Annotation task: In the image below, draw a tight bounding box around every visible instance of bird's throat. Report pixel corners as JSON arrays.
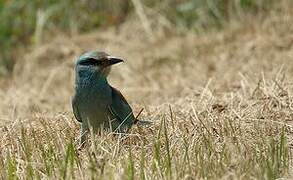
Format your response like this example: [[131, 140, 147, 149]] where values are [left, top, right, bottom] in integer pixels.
[[76, 68, 108, 86]]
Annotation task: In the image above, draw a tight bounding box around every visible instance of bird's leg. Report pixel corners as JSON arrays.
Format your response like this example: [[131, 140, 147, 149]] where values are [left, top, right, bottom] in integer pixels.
[[79, 122, 88, 147]]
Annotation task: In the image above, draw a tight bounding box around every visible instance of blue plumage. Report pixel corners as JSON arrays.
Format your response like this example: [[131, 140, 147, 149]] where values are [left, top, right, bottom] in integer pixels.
[[72, 51, 135, 144]]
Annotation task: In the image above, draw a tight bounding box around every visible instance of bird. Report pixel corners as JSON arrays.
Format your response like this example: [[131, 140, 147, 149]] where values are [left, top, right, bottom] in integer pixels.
[[72, 51, 136, 145]]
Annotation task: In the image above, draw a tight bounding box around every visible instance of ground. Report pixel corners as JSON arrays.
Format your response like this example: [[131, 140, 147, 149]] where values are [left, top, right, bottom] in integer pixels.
[[0, 7, 293, 179]]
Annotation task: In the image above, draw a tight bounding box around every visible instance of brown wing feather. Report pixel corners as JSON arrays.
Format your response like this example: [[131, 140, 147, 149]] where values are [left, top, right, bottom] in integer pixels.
[[111, 86, 128, 104], [72, 96, 82, 122], [110, 87, 147, 125], [110, 86, 136, 125]]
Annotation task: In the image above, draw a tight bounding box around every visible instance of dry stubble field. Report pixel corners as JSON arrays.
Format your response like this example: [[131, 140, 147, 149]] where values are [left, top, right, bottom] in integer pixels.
[[0, 4, 293, 180]]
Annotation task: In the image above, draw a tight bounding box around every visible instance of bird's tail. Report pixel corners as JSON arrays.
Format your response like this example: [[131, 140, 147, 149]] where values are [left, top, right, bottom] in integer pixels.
[[136, 120, 153, 126], [133, 108, 153, 127]]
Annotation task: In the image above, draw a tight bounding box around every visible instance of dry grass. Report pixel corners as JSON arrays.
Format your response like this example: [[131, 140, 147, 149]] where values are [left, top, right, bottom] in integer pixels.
[[1, 2, 293, 179]]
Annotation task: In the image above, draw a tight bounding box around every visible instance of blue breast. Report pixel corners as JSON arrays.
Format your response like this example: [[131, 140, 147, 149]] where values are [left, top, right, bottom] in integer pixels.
[[75, 68, 112, 128]]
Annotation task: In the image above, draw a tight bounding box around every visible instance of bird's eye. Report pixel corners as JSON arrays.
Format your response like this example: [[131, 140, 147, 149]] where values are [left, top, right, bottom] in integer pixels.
[[79, 58, 102, 66]]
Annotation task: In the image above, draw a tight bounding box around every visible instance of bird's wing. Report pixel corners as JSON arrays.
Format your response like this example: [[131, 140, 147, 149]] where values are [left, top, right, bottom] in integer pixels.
[[108, 86, 135, 125], [72, 96, 82, 122]]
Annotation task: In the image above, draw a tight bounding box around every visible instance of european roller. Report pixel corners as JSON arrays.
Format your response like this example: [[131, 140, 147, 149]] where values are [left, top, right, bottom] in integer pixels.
[[72, 51, 136, 145]]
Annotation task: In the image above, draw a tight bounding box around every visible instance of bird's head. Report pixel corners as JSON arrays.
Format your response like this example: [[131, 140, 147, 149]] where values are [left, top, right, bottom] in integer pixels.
[[76, 51, 124, 77]]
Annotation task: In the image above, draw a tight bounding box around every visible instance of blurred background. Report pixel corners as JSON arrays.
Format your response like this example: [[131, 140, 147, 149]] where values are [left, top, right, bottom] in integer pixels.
[[0, 0, 292, 118], [1, 0, 292, 116], [0, 0, 278, 76]]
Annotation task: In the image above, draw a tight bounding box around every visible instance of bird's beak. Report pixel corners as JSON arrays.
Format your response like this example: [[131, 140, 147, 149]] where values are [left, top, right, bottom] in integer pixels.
[[106, 56, 124, 66]]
